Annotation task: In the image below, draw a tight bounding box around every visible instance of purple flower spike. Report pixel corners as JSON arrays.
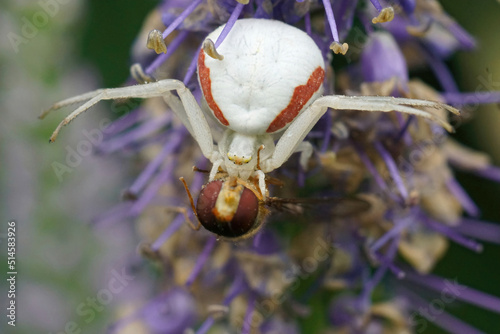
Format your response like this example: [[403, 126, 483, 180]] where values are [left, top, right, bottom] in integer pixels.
[[44, 1, 500, 333]]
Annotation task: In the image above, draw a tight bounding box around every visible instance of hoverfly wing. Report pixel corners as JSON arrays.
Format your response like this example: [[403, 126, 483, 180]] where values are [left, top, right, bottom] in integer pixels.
[[264, 196, 371, 218]]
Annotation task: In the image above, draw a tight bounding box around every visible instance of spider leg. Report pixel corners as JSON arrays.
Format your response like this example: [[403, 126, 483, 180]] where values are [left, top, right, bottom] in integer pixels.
[[348, 96, 460, 115], [44, 79, 217, 163], [261, 105, 328, 173], [209, 159, 224, 182], [262, 95, 458, 173], [162, 91, 195, 139], [314, 95, 457, 132], [295, 141, 313, 170], [39, 89, 108, 120]]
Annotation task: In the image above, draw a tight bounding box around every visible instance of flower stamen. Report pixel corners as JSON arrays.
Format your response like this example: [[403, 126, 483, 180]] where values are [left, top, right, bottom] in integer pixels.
[[147, 29, 167, 54], [321, 0, 349, 54], [202, 38, 224, 60], [372, 7, 395, 24]]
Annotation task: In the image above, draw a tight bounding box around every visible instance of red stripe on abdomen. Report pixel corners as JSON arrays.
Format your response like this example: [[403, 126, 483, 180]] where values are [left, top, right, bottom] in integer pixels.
[[198, 51, 230, 126], [266, 66, 325, 133]]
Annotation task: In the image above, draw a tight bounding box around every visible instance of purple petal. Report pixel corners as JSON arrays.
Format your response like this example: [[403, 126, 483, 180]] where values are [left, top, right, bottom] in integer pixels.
[[161, 0, 204, 39], [406, 273, 500, 314], [252, 229, 281, 255], [352, 142, 401, 203], [455, 218, 500, 245], [445, 177, 480, 217], [421, 45, 460, 93], [142, 288, 197, 334], [362, 32, 408, 84], [370, 215, 414, 253], [127, 131, 185, 196], [360, 236, 400, 305], [401, 287, 485, 334], [151, 213, 185, 251], [91, 202, 134, 227], [130, 159, 176, 216], [214, 2, 245, 48], [368, 0, 383, 12], [321, 0, 341, 42], [442, 91, 500, 107], [398, 0, 416, 14], [422, 214, 483, 252], [374, 141, 409, 200], [241, 293, 256, 334], [98, 113, 173, 154], [185, 236, 217, 287], [196, 271, 247, 334]]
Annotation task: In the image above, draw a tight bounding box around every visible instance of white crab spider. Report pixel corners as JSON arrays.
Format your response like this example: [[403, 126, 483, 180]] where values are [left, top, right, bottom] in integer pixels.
[[42, 18, 458, 204]]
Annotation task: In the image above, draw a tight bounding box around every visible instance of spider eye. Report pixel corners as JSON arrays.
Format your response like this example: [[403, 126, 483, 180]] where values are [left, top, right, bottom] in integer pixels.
[[227, 153, 252, 165], [196, 180, 260, 238]]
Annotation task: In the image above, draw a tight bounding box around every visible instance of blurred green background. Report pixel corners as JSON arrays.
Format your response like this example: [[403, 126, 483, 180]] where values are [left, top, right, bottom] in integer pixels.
[[1, 0, 499, 333]]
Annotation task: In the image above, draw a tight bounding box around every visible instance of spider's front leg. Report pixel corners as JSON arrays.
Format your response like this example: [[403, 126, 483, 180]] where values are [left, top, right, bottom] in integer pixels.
[[42, 79, 219, 163], [314, 95, 459, 132], [260, 104, 329, 174], [261, 94, 459, 174]]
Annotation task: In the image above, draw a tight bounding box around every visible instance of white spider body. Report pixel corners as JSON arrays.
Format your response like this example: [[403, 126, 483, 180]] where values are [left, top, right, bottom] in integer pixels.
[[44, 18, 458, 200], [198, 19, 325, 182], [199, 19, 325, 136]]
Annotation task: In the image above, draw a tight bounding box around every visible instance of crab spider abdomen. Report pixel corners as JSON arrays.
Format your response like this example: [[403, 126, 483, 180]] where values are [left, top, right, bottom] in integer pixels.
[[197, 18, 325, 136]]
